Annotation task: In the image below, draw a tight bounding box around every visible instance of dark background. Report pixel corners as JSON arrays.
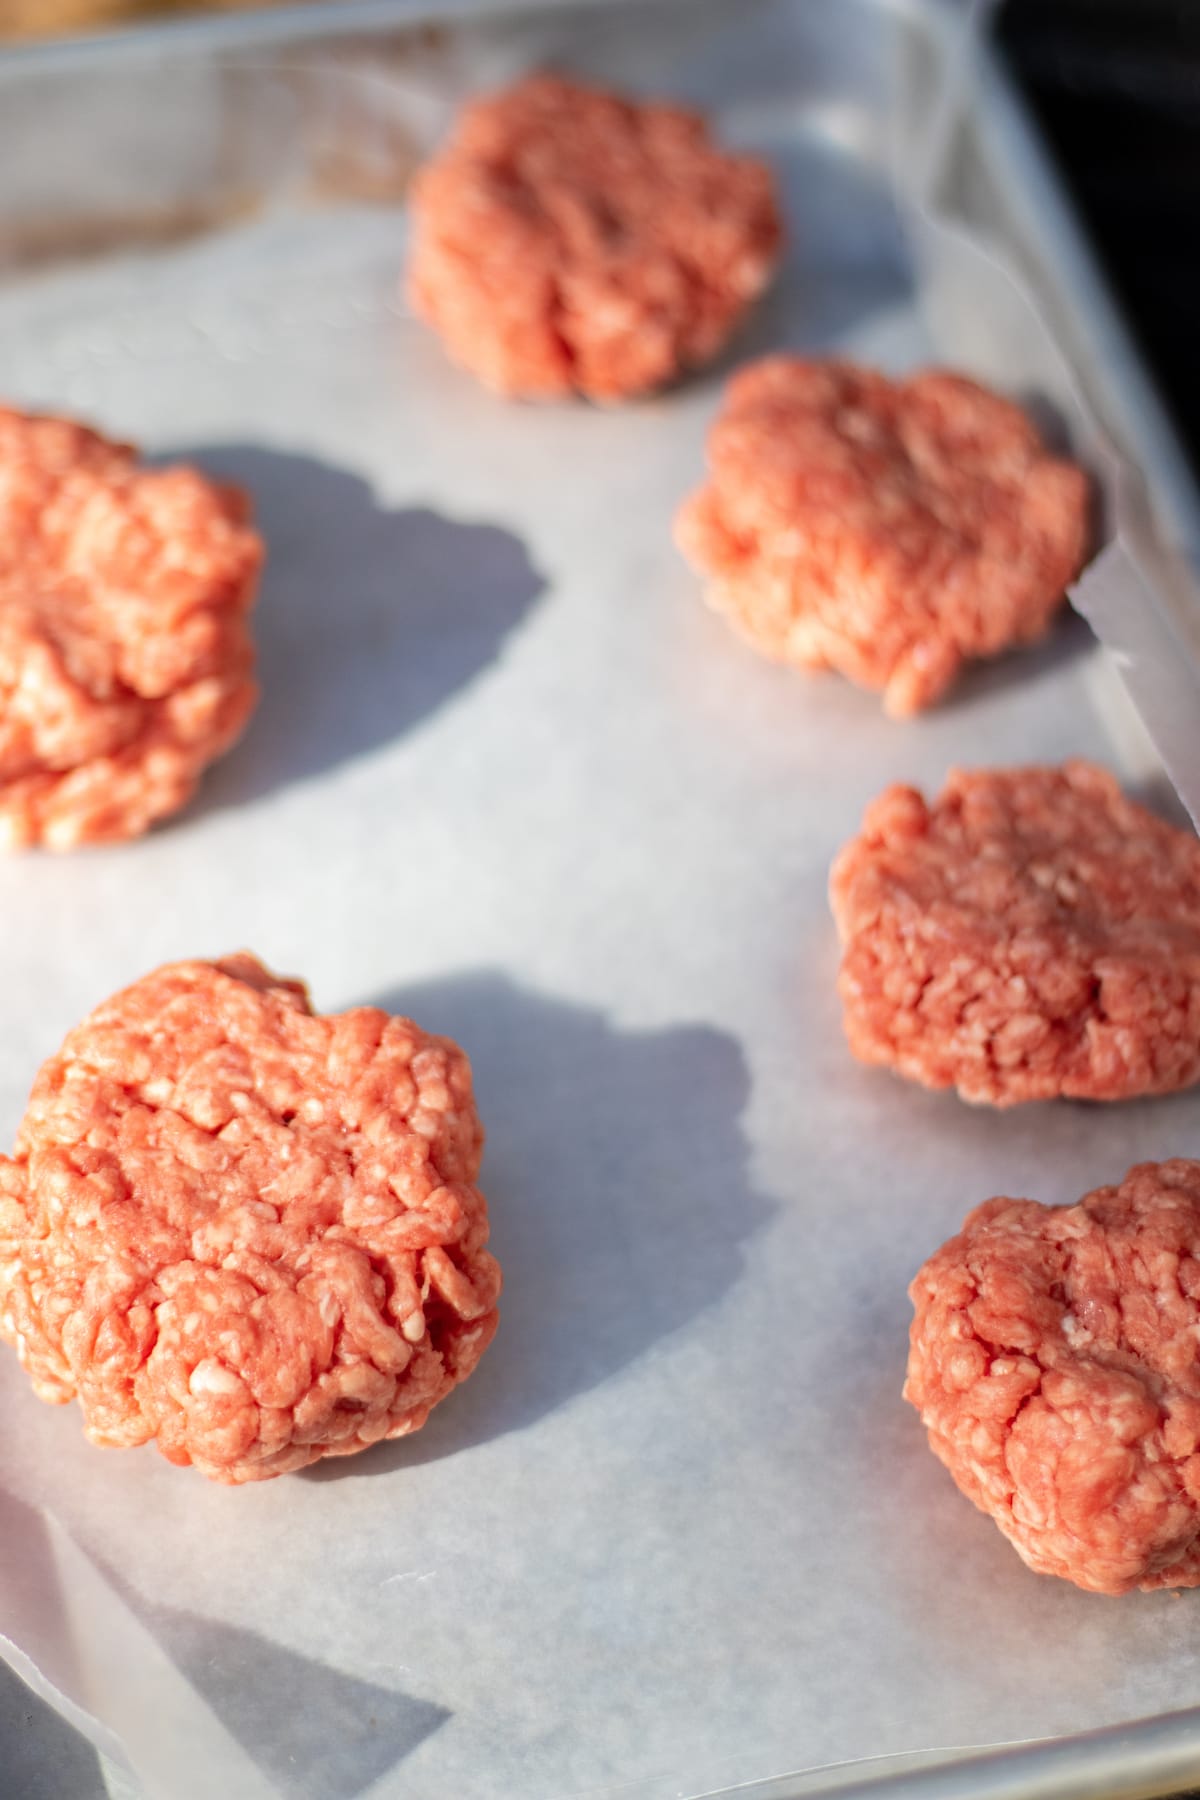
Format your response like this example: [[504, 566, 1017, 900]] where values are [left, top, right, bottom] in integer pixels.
[[963, 4, 1200, 1789], [4, 1, 1200, 1795], [998, 0, 1200, 485]]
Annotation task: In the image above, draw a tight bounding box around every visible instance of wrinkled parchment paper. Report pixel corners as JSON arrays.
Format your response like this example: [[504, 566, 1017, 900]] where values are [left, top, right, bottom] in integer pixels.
[[1, 3, 1200, 1796]]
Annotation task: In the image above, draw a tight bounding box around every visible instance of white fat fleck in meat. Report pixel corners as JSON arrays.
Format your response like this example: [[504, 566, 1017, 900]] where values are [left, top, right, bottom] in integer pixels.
[[0, 954, 501, 1483]]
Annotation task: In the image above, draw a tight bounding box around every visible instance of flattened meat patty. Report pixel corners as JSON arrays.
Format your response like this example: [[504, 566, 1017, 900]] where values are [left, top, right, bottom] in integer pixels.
[[830, 760, 1200, 1105], [0, 955, 501, 1482], [907, 1161, 1200, 1594], [675, 358, 1089, 714], [0, 408, 261, 847], [408, 72, 782, 401]]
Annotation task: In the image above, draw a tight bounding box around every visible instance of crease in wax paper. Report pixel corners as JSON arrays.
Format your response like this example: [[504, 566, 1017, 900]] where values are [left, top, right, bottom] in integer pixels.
[[893, 0, 1200, 824], [1, 3, 1200, 1798]]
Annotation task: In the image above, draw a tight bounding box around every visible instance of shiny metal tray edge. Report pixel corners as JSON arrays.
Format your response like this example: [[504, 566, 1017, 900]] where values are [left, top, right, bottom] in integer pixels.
[[806, 24, 1200, 1795], [3, 4, 1200, 1799]]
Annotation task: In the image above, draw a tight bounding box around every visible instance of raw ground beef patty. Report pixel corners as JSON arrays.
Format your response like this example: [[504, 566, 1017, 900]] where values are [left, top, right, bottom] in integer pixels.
[[830, 760, 1200, 1106], [407, 72, 782, 400], [0, 407, 261, 848], [675, 358, 1089, 714], [0, 956, 501, 1482], [907, 1161, 1200, 1594]]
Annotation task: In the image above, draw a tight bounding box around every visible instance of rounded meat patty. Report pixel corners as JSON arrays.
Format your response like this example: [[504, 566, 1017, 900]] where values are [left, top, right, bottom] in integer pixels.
[[675, 358, 1089, 715], [907, 1161, 1200, 1594], [0, 407, 261, 848], [830, 760, 1200, 1106], [408, 72, 782, 401], [0, 955, 501, 1482]]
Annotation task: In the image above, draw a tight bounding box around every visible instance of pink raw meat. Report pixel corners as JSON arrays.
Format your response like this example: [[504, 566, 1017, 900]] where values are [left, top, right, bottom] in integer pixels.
[[908, 1161, 1200, 1594], [0, 955, 501, 1482]]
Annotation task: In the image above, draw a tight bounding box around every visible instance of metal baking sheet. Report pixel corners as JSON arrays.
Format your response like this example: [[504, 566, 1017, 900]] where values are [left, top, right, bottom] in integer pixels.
[[1, 3, 1200, 1797]]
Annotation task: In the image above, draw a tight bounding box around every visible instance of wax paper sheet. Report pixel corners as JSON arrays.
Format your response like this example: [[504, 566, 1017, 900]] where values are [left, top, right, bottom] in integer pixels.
[[1, 3, 1200, 1797]]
